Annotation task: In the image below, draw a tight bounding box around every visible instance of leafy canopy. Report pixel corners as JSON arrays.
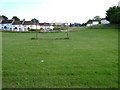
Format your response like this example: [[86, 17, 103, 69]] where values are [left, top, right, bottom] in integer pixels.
[[106, 6, 120, 24]]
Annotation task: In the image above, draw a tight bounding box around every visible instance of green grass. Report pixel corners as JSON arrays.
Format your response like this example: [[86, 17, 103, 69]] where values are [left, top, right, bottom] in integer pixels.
[[87, 24, 120, 29], [2, 28, 118, 88]]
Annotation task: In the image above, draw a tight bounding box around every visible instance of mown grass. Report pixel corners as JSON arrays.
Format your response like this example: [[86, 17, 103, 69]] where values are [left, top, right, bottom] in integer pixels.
[[2, 28, 118, 88], [87, 24, 120, 29]]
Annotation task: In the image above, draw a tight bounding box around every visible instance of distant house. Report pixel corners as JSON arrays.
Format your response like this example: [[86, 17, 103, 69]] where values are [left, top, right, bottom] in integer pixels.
[[12, 20, 24, 31], [23, 21, 39, 31], [39, 23, 54, 32], [100, 18, 110, 24], [0, 19, 24, 31], [0, 19, 54, 32], [0, 20, 13, 30], [87, 20, 100, 27], [23, 21, 33, 31], [86, 18, 110, 27]]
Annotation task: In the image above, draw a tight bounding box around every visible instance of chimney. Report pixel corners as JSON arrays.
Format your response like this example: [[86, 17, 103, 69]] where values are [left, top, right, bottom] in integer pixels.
[[22, 19, 25, 25], [12, 19, 15, 24], [0, 17, 4, 23], [0, 19, 3, 23]]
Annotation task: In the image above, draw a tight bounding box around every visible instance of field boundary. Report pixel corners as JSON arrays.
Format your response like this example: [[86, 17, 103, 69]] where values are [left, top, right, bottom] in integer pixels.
[[0, 32, 2, 89]]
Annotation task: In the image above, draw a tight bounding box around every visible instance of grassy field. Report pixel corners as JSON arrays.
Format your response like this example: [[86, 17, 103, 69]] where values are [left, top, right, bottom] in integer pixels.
[[2, 28, 118, 88]]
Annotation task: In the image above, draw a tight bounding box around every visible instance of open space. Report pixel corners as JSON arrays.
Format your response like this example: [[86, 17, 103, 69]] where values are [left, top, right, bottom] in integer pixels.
[[2, 28, 118, 88]]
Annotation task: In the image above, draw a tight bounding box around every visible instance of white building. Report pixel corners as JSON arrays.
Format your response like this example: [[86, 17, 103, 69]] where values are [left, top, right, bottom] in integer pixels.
[[39, 23, 54, 32], [87, 20, 99, 27], [23, 21, 40, 31], [87, 18, 110, 27], [100, 18, 110, 24], [12, 21, 24, 31], [0, 20, 13, 30], [0, 19, 54, 32]]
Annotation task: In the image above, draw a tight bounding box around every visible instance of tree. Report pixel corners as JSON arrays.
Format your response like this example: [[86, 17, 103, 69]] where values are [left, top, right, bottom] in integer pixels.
[[106, 6, 120, 24], [115, 11, 120, 24], [31, 18, 39, 23], [93, 16, 101, 21], [93, 16, 101, 24], [12, 16, 20, 21], [0, 15, 8, 20]]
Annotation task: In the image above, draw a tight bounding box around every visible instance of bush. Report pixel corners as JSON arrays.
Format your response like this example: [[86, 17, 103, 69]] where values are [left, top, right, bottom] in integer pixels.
[[29, 29, 36, 31], [53, 27, 61, 32], [53, 27, 61, 30]]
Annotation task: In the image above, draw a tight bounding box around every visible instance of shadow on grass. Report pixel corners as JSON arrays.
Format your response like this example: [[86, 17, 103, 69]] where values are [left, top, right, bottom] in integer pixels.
[[31, 37, 70, 40]]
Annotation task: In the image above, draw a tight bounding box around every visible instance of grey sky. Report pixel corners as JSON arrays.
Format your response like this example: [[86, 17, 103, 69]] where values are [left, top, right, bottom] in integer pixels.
[[0, 0, 119, 23]]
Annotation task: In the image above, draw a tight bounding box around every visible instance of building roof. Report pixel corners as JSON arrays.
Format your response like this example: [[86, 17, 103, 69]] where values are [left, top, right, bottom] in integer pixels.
[[23, 21, 34, 25], [23, 21, 40, 25], [1, 20, 13, 24], [1, 19, 52, 26], [39, 23, 50, 26], [12, 21, 23, 25]]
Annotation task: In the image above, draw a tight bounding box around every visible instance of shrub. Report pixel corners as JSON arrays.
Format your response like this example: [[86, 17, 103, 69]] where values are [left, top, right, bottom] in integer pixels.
[[29, 29, 36, 31]]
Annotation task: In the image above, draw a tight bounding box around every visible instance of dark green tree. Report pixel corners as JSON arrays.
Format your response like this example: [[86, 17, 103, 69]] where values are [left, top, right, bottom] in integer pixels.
[[106, 6, 120, 24], [94, 16, 101, 21], [31, 18, 39, 23]]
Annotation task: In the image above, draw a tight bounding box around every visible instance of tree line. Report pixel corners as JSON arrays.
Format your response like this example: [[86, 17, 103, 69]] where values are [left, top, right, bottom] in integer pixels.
[[106, 6, 120, 24]]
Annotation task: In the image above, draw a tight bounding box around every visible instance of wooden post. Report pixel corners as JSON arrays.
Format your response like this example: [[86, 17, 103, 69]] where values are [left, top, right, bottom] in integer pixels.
[[35, 22, 38, 39], [66, 23, 69, 38]]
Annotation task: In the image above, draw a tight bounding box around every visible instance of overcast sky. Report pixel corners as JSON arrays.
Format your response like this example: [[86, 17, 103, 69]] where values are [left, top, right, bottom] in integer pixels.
[[0, 0, 119, 23]]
